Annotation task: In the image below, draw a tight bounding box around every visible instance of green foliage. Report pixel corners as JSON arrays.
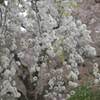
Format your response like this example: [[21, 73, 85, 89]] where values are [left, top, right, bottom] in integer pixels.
[[11, 0, 15, 3], [67, 85, 100, 100]]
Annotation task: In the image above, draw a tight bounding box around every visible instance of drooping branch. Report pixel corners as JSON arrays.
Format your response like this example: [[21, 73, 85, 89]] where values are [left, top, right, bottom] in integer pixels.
[[10, 51, 37, 100]]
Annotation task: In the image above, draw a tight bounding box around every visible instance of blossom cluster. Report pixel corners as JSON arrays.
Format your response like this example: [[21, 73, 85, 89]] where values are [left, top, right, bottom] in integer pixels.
[[0, 0, 99, 100], [93, 63, 100, 85]]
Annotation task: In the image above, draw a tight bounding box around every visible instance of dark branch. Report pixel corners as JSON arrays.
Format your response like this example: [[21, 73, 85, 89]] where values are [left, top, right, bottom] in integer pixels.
[[95, 0, 100, 3]]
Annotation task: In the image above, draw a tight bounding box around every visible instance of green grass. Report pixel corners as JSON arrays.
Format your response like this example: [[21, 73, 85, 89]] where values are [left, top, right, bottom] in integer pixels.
[[67, 85, 100, 100]]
